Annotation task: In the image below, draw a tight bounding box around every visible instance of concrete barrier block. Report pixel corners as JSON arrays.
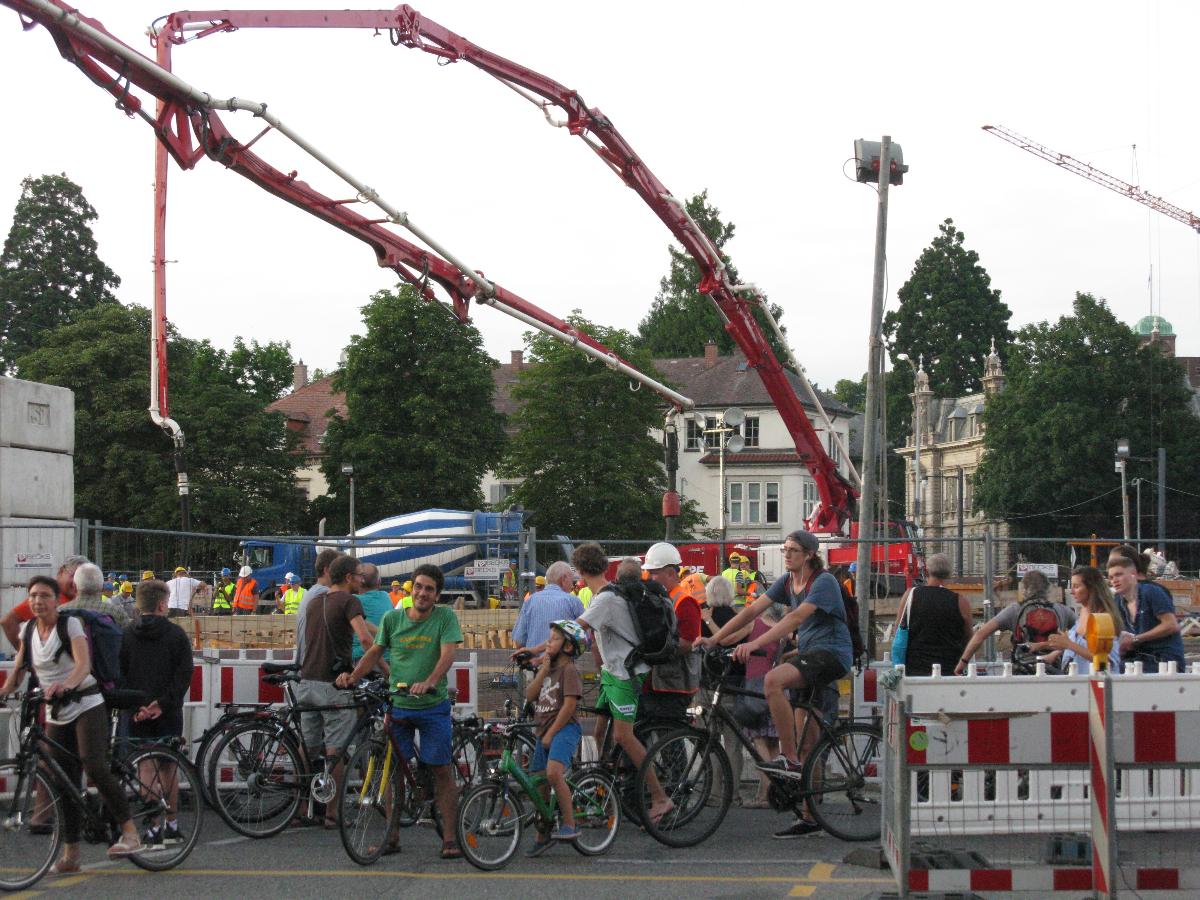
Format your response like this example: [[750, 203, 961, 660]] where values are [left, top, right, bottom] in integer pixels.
[[0, 377, 74, 454], [0, 517, 73, 589], [0, 448, 73, 519]]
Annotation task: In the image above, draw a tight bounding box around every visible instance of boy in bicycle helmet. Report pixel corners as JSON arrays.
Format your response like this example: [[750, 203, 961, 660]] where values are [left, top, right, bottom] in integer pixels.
[[524, 619, 588, 856]]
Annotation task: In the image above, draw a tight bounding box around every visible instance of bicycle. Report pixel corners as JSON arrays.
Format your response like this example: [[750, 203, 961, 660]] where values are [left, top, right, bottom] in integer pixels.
[[193, 699, 276, 809], [455, 719, 620, 871], [335, 683, 458, 865], [635, 648, 882, 847], [203, 663, 385, 838], [0, 687, 203, 890]]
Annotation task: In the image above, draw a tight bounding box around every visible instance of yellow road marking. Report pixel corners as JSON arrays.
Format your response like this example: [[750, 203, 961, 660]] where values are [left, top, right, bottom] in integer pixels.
[[788, 886, 816, 897], [48, 875, 90, 887], [806, 863, 836, 882]]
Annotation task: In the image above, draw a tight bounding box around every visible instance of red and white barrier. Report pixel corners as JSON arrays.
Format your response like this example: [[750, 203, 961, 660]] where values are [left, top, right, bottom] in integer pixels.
[[884, 663, 1200, 895]]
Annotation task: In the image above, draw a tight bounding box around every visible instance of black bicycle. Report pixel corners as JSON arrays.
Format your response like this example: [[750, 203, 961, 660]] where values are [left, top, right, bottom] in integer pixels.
[[0, 687, 203, 890], [636, 648, 882, 847]]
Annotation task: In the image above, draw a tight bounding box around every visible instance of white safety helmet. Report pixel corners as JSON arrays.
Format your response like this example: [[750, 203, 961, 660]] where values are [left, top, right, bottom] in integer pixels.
[[284, 571, 296, 581], [238, 565, 253, 578], [642, 542, 683, 571]]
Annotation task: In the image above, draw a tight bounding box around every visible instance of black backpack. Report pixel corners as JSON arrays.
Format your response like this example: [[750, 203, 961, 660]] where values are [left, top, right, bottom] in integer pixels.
[[22, 608, 124, 694], [838, 581, 867, 669], [606, 577, 679, 671]]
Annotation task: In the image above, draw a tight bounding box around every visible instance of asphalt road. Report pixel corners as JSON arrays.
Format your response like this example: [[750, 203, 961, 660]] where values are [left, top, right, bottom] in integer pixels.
[[8, 805, 897, 900]]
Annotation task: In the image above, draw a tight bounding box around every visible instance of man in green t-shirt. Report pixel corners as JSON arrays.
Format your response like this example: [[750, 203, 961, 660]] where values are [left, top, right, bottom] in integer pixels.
[[338, 563, 463, 859]]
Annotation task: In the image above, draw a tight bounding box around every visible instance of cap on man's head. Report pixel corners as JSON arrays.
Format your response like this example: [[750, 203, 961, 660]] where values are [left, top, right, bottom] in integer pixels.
[[174, 566, 187, 574], [120, 581, 134, 594], [287, 574, 300, 584], [786, 530, 820, 553], [141, 570, 154, 581], [391, 581, 401, 588], [103, 581, 114, 592], [534, 575, 546, 586]]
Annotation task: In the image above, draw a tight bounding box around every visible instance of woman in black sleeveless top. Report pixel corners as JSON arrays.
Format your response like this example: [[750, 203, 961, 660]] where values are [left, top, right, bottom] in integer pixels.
[[900, 553, 973, 676]]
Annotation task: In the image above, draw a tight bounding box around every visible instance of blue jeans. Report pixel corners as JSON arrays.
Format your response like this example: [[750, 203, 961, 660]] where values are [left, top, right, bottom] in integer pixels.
[[388, 700, 454, 766], [530, 721, 582, 772]]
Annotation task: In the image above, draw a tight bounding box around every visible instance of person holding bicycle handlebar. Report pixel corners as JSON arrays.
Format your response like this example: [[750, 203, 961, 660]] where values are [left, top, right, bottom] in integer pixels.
[[0, 575, 142, 870], [702, 529, 853, 836], [337, 563, 464, 859]]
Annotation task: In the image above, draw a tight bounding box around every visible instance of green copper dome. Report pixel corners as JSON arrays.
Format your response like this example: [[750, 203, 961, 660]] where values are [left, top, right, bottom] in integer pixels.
[[1134, 315, 1174, 336]]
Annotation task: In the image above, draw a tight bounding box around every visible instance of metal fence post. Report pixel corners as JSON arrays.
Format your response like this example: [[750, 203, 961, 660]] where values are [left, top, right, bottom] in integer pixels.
[[982, 528, 996, 661], [93, 520, 103, 572]]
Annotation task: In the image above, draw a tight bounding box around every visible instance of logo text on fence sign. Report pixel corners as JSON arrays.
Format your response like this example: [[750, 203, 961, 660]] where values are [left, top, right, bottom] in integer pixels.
[[465, 559, 506, 580], [1016, 562, 1058, 581], [14, 553, 53, 570]]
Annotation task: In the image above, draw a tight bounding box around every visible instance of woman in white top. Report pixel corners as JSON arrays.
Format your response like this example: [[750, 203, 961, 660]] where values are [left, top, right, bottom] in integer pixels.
[[0, 576, 142, 872], [1032, 566, 1124, 673]]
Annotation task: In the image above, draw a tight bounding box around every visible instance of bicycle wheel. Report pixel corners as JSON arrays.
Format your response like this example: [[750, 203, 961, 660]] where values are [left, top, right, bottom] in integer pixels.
[[121, 744, 203, 871], [636, 728, 732, 849], [456, 781, 525, 872], [208, 721, 304, 838], [195, 711, 265, 808], [802, 723, 882, 842], [0, 760, 62, 890], [338, 738, 400, 866], [568, 768, 620, 856]]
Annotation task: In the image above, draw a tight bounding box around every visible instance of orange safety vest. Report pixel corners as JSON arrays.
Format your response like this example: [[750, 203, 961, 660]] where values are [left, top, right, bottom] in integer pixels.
[[668, 584, 702, 634], [390, 589, 406, 607], [233, 577, 258, 611]]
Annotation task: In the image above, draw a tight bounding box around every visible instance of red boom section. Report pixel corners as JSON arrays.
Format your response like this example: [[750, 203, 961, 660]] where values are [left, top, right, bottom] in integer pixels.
[[9, 1, 855, 532]]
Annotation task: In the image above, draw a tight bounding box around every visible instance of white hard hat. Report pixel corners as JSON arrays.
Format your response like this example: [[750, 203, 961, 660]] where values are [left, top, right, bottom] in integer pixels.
[[642, 542, 682, 570], [239, 565, 253, 578], [284, 572, 296, 581]]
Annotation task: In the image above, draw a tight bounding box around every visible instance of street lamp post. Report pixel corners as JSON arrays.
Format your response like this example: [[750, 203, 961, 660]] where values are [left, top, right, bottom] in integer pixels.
[[341, 463, 356, 556], [1115, 439, 1130, 542], [705, 408, 745, 549]]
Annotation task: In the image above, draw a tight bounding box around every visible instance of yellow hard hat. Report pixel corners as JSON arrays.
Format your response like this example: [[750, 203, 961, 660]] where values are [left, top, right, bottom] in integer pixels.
[[391, 581, 401, 588], [141, 570, 154, 581], [120, 581, 133, 594], [403, 581, 413, 591], [174, 566, 187, 574], [534, 575, 546, 586]]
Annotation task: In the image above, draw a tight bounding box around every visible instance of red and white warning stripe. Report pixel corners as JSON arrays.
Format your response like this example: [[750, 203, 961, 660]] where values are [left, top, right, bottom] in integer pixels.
[[910, 867, 1200, 893]]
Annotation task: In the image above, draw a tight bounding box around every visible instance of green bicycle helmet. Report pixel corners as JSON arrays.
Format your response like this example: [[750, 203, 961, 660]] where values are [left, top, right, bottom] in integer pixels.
[[550, 619, 590, 657]]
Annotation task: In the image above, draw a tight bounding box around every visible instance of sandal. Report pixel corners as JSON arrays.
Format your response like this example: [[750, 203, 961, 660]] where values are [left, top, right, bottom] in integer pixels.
[[743, 799, 772, 809], [648, 800, 676, 825], [323, 817, 340, 830], [107, 834, 143, 859], [289, 815, 321, 828], [440, 842, 463, 860], [369, 838, 402, 857], [49, 859, 81, 876]]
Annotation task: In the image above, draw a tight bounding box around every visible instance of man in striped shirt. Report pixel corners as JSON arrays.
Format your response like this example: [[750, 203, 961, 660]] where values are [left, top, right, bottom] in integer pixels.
[[513, 561, 584, 652]]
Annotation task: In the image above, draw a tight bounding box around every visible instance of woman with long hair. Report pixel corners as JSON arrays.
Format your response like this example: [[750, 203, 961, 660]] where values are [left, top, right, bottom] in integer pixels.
[[1032, 566, 1123, 672]]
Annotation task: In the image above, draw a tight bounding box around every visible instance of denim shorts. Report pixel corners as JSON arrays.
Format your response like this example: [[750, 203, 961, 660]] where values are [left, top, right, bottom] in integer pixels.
[[530, 721, 582, 772], [388, 700, 454, 766]]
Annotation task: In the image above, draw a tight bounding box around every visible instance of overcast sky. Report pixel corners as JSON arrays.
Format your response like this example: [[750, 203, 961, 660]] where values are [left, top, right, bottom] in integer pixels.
[[3, 0, 1198, 399]]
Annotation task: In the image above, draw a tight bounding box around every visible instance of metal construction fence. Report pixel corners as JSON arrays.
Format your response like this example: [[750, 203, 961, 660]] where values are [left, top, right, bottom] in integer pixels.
[[883, 663, 1200, 895]]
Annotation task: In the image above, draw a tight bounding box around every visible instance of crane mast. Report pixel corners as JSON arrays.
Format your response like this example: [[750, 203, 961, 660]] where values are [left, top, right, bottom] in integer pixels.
[[983, 124, 1200, 233]]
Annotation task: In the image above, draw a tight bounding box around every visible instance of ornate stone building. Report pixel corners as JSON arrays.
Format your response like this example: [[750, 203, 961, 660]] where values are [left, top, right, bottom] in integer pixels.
[[893, 342, 1010, 576]]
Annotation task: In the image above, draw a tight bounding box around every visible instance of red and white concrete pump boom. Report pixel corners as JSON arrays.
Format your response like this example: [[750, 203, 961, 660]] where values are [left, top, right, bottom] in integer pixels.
[[5, 0, 859, 534]]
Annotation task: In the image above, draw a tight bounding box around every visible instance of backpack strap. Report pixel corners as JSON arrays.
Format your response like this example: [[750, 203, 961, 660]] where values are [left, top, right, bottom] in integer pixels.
[[20, 619, 35, 673], [53, 614, 73, 664]]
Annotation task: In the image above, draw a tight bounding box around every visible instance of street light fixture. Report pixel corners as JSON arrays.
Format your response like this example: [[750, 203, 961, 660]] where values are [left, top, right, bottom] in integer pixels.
[[705, 407, 745, 550], [1114, 439, 1129, 541], [341, 463, 356, 556]]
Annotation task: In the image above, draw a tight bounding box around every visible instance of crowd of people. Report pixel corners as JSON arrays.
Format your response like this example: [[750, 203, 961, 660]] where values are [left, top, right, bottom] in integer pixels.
[[0, 533, 1190, 870]]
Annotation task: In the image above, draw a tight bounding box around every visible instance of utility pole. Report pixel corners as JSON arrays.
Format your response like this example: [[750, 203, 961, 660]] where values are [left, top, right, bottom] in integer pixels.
[[854, 136, 895, 628], [1157, 447, 1166, 554]]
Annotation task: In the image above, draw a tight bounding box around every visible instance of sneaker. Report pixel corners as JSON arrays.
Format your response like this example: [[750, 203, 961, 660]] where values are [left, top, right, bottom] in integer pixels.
[[162, 822, 183, 845], [757, 755, 804, 779], [141, 825, 162, 846], [550, 825, 580, 841], [525, 834, 553, 857], [773, 819, 822, 839]]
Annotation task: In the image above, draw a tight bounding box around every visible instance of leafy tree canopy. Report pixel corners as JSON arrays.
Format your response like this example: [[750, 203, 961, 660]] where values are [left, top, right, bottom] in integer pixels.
[[16, 303, 305, 534], [500, 314, 706, 541], [975, 293, 1200, 539], [637, 191, 787, 360], [314, 285, 506, 531], [883, 218, 1012, 397], [0, 174, 120, 374], [832, 376, 867, 413]]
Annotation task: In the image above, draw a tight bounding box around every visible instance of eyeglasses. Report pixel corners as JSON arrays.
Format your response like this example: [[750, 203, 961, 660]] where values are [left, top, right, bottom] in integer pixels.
[[781, 546, 806, 556]]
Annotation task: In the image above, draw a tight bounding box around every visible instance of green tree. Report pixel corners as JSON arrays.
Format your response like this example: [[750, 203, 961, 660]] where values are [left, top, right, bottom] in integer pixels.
[[832, 376, 867, 413], [500, 315, 705, 541], [0, 174, 120, 374], [16, 303, 305, 534], [974, 294, 1200, 539], [883, 218, 1012, 397], [637, 191, 787, 359], [314, 285, 505, 531], [879, 218, 1013, 519]]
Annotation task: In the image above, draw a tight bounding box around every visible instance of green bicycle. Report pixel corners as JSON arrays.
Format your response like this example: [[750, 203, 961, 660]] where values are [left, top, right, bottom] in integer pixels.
[[455, 720, 620, 871]]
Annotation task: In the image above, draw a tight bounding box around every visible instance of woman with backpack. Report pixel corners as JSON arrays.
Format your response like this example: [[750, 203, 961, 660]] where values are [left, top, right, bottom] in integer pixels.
[[0, 575, 143, 871]]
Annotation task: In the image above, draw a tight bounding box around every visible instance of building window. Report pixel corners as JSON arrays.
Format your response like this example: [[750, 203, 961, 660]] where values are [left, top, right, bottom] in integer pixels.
[[943, 476, 958, 516], [728, 481, 780, 525], [685, 418, 705, 451], [743, 416, 760, 448], [828, 431, 841, 466], [489, 482, 519, 505], [801, 479, 818, 523]]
